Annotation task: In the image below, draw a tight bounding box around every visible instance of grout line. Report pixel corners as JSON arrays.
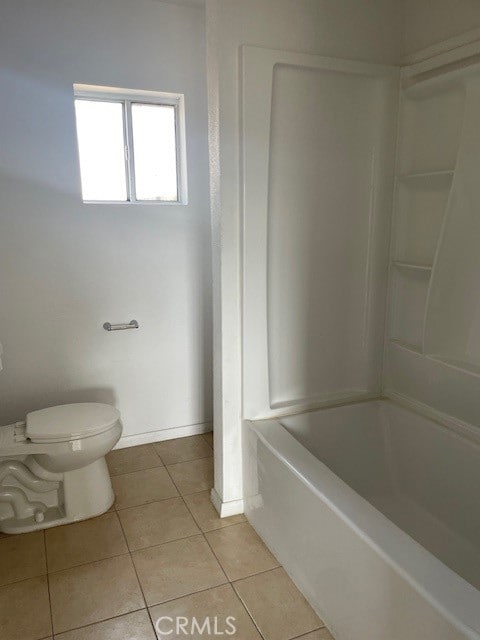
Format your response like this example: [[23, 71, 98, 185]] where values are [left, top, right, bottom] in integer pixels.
[[162, 453, 214, 466], [165, 454, 214, 471], [114, 499, 173, 512], [109, 462, 165, 477], [146, 580, 231, 609], [153, 438, 214, 465], [179, 493, 206, 532], [161, 460, 215, 500], [0, 571, 50, 589], [114, 510, 149, 613], [42, 530, 55, 640], [46, 551, 132, 578], [199, 507, 270, 640], [52, 606, 148, 638], [201, 432, 214, 449], [230, 578, 269, 640], [230, 576, 267, 639], [291, 631, 327, 640], [181, 493, 245, 535], [182, 505, 229, 588], [146, 607, 160, 636], [150, 445, 165, 465], [129, 532, 203, 555], [162, 460, 183, 496], [114, 493, 180, 512], [194, 519, 246, 533], [230, 564, 285, 585], [111, 472, 210, 510]]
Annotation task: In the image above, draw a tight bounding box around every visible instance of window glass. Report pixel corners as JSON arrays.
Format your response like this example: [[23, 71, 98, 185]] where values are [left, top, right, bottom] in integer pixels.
[[131, 103, 178, 202], [74, 100, 127, 201]]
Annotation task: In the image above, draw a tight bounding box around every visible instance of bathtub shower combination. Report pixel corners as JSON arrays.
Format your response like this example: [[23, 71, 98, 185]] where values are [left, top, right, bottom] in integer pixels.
[[241, 47, 480, 639], [245, 400, 480, 639]]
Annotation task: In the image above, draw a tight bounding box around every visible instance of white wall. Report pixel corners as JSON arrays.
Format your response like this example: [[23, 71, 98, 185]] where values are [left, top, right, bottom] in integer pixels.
[[207, 0, 403, 514], [0, 0, 212, 442], [404, 0, 480, 57]]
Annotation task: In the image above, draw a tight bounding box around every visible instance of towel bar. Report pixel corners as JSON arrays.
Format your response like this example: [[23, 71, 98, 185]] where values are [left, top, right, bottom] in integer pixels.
[[103, 319, 139, 332]]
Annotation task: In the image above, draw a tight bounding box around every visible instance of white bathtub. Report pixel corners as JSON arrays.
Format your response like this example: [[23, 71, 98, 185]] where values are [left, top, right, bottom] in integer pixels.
[[244, 399, 480, 640]]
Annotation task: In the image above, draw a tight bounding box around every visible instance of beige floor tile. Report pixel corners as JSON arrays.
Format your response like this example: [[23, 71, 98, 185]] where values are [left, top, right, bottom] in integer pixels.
[[107, 444, 163, 476], [183, 490, 245, 532], [150, 583, 262, 640], [233, 567, 322, 640], [112, 467, 178, 509], [49, 554, 144, 633], [0, 531, 46, 586], [55, 610, 156, 639], [153, 435, 212, 465], [0, 576, 52, 640], [132, 534, 227, 606], [205, 522, 279, 580], [118, 497, 200, 551], [167, 457, 213, 495], [202, 431, 213, 448], [294, 630, 334, 640], [45, 512, 128, 572]]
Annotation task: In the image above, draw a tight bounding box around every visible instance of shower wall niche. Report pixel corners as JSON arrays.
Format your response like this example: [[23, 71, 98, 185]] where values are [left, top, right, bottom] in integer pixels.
[[388, 82, 464, 354]]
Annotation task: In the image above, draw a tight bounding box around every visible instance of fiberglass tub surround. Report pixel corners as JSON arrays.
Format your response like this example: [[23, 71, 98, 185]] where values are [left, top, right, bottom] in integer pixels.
[[241, 45, 480, 640], [242, 46, 398, 420]]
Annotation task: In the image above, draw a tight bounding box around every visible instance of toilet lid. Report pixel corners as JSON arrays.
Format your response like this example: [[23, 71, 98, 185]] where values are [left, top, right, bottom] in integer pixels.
[[26, 403, 120, 442]]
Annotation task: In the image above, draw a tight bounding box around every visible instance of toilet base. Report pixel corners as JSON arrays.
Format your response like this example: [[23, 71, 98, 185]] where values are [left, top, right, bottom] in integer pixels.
[[0, 457, 114, 534]]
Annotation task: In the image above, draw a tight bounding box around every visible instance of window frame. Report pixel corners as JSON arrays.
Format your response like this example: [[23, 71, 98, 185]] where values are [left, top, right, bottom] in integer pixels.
[[73, 84, 188, 205]]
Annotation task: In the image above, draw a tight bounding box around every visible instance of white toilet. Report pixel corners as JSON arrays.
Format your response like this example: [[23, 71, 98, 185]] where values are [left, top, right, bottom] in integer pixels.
[[0, 403, 121, 534]]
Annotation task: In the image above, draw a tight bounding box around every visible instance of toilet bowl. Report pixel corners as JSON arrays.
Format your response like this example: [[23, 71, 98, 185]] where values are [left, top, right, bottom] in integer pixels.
[[0, 403, 122, 534]]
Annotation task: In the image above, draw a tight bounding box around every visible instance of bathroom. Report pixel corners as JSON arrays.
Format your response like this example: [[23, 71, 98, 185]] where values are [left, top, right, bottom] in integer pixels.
[[1, 0, 480, 638]]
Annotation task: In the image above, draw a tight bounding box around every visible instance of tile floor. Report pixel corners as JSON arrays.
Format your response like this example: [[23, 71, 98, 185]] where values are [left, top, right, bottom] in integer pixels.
[[0, 432, 334, 640]]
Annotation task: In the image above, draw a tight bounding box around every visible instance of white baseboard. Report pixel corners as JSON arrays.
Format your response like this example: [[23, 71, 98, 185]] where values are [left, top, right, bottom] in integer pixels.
[[114, 421, 212, 449], [210, 488, 244, 517]]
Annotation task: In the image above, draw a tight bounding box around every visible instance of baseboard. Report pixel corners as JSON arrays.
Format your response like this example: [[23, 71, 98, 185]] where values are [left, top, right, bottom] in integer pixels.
[[114, 421, 212, 449], [210, 488, 244, 517]]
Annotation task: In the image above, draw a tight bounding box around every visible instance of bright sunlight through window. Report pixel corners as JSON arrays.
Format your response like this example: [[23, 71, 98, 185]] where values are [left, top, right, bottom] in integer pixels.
[[73, 85, 187, 204]]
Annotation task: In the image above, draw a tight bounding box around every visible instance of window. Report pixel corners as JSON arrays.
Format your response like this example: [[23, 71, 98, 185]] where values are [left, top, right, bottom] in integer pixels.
[[73, 84, 187, 204]]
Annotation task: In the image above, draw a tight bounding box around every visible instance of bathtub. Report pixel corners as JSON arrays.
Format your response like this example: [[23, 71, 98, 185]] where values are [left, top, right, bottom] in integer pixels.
[[244, 399, 480, 640]]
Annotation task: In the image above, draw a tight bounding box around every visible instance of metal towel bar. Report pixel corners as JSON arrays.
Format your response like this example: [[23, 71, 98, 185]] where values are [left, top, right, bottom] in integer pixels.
[[103, 319, 139, 332]]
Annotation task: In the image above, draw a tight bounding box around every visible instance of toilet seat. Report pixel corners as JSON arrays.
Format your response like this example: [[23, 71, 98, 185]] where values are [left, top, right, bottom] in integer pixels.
[[26, 403, 120, 443]]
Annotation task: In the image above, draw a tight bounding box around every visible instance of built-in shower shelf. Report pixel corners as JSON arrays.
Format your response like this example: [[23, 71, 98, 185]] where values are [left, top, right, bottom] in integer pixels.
[[425, 355, 480, 379], [393, 261, 433, 272], [389, 338, 423, 355], [397, 170, 454, 182]]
